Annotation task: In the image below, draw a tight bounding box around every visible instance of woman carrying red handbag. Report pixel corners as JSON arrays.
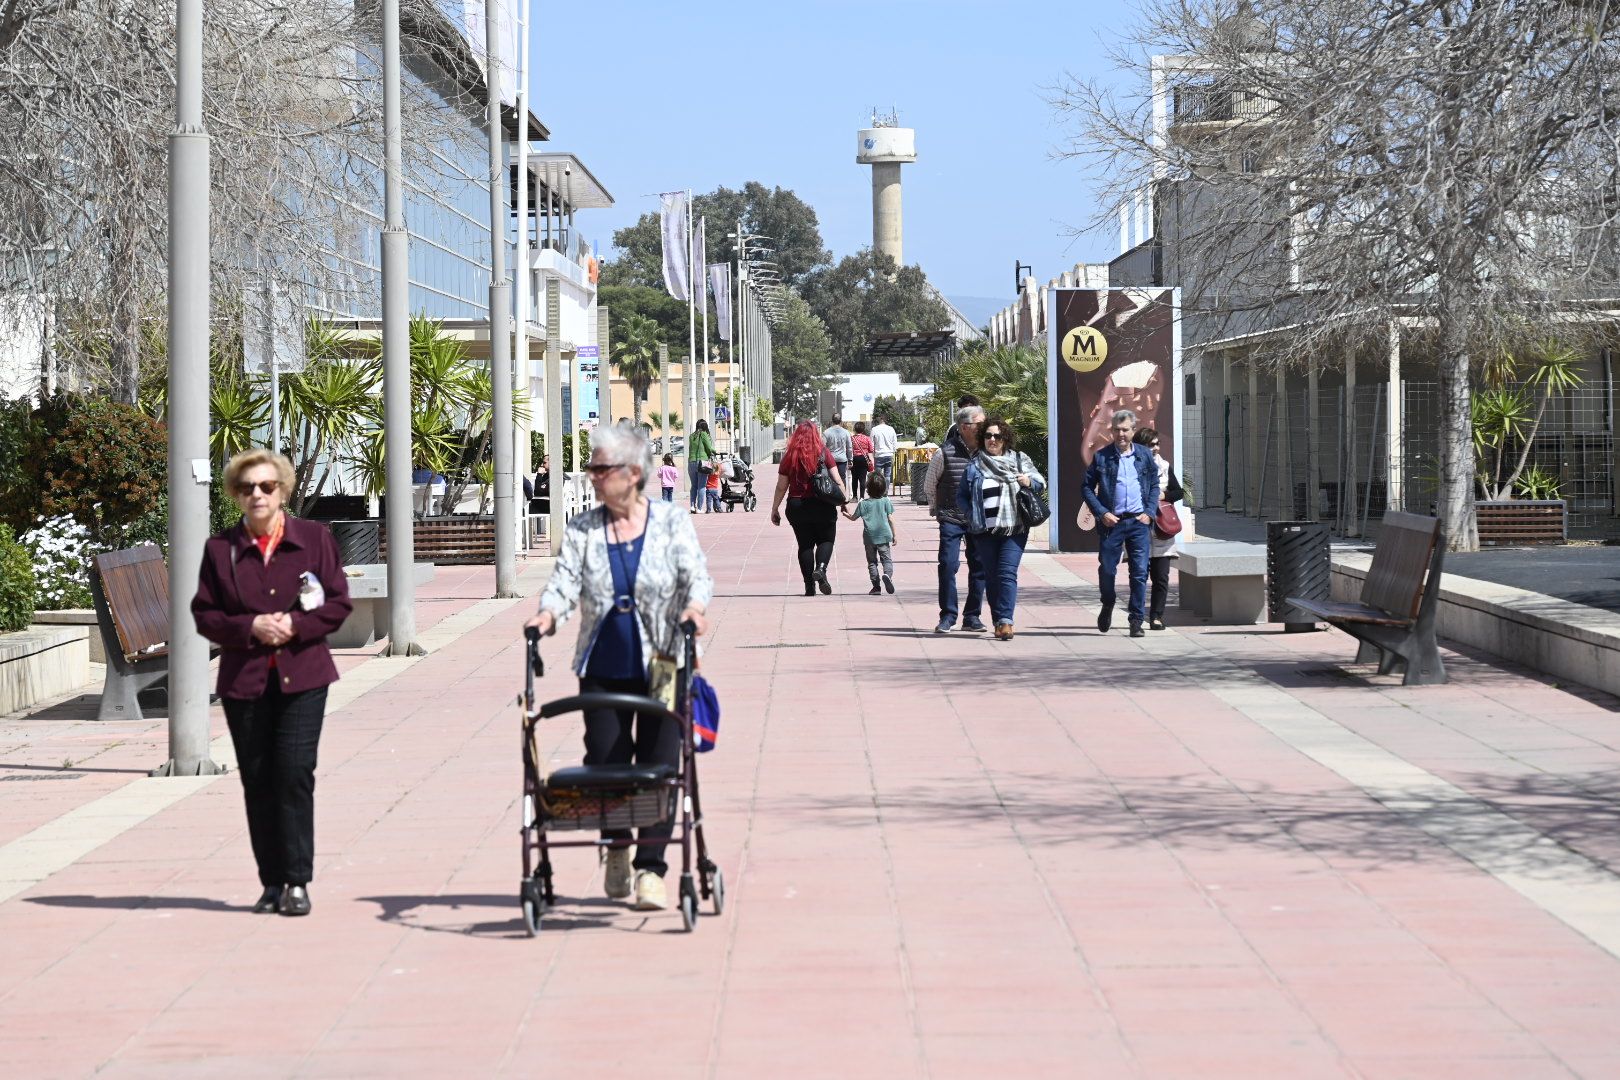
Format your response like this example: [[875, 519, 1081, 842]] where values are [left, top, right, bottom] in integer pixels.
[[1135, 427, 1184, 631]]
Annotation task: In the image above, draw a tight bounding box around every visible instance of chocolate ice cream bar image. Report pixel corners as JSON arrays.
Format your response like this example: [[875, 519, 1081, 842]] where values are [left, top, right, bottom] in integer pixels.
[[1080, 360, 1164, 466]]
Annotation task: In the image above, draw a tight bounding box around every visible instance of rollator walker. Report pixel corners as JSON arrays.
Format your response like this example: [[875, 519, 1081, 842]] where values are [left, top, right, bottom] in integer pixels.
[[517, 622, 723, 934]]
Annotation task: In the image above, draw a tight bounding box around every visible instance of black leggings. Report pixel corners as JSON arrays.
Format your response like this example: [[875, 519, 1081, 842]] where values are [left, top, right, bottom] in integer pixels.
[[580, 675, 681, 875], [850, 459, 870, 500], [785, 496, 838, 584], [1149, 555, 1172, 622]]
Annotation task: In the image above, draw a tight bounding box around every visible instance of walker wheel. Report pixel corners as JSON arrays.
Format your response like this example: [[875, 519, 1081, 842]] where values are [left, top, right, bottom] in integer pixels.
[[679, 877, 699, 932], [520, 881, 544, 937], [744, 493, 758, 512], [705, 867, 726, 915]]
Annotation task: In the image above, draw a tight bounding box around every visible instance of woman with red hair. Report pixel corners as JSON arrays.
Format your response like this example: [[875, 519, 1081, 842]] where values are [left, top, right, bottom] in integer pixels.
[[770, 420, 851, 595]]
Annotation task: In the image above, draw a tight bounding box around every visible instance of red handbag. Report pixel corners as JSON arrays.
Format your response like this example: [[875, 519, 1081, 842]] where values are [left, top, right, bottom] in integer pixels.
[[1153, 502, 1182, 539]]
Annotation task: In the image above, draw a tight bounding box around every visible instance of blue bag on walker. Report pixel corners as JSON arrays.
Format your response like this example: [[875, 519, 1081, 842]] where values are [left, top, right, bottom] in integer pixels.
[[691, 674, 720, 752]]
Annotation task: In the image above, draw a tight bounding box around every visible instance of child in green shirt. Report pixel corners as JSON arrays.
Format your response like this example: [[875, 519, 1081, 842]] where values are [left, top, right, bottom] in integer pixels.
[[844, 473, 897, 594]]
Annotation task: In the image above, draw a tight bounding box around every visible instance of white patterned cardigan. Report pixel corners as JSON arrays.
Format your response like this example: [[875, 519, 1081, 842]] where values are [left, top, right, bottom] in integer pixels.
[[538, 500, 715, 677]]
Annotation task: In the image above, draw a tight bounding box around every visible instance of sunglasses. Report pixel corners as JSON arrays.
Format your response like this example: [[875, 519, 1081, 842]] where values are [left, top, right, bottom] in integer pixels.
[[585, 463, 625, 476], [233, 480, 280, 496], [983, 432, 1006, 441]]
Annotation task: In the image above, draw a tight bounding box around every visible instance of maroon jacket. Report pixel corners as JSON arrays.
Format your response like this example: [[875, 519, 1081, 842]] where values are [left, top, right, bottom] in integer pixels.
[[191, 515, 353, 700]]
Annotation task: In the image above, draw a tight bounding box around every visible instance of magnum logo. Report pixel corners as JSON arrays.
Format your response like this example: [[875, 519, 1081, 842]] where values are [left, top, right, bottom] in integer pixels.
[[1049, 289, 1177, 552]]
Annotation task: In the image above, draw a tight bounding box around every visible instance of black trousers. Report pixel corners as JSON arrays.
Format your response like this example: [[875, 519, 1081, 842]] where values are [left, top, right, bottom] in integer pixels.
[[784, 496, 838, 585], [850, 458, 870, 500], [580, 675, 682, 876], [1149, 555, 1172, 622], [224, 683, 328, 888]]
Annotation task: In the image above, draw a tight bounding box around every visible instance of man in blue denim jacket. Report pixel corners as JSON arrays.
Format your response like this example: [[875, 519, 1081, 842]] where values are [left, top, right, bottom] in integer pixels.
[[1082, 408, 1161, 637]]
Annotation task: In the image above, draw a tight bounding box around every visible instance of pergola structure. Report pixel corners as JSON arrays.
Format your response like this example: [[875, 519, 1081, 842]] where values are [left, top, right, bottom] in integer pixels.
[[863, 329, 959, 382]]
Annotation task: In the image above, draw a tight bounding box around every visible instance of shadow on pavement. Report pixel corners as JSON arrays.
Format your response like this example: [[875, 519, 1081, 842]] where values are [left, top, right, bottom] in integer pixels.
[[27, 895, 251, 913], [781, 768, 1620, 882], [358, 892, 621, 937]]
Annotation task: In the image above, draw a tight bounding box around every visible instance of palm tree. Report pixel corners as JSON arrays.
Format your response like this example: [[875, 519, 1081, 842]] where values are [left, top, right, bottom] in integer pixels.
[[612, 313, 662, 429]]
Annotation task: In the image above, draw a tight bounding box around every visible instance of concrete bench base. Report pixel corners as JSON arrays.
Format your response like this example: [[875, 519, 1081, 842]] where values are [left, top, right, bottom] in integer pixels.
[[2, 626, 90, 715], [1178, 540, 1267, 624], [31, 610, 103, 664], [332, 563, 437, 649]]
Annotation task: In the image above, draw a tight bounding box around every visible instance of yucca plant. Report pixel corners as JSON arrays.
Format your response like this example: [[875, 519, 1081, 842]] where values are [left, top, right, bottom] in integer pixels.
[[1474, 337, 1585, 500], [1513, 465, 1564, 501]]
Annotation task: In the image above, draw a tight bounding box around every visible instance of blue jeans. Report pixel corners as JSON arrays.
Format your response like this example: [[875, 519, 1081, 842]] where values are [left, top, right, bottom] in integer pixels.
[[1098, 517, 1152, 625], [662, 487, 674, 502], [687, 461, 704, 509], [937, 520, 985, 624], [974, 531, 1028, 627], [875, 457, 894, 489]]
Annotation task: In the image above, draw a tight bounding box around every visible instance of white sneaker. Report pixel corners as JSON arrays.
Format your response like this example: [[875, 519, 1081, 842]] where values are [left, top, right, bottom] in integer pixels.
[[633, 869, 667, 911], [603, 849, 633, 899]]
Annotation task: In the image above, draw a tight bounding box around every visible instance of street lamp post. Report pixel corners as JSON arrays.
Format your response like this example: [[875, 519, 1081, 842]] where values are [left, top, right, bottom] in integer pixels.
[[486, 0, 517, 598], [154, 0, 221, 776]]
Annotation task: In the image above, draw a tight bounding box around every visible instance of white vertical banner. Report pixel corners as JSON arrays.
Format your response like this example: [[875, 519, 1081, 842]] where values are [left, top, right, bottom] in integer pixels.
[[710, 263, 732, 341], [660, 192, 690, 302]]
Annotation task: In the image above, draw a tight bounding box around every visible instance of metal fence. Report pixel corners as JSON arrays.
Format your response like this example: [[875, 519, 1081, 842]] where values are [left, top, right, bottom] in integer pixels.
[[1195, 376, 1618, 538]]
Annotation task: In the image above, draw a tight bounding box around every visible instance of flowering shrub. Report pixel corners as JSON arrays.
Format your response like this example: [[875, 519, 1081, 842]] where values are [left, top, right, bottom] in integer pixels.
[[20, 514, 97, 610], [0, 524, 34, 632]]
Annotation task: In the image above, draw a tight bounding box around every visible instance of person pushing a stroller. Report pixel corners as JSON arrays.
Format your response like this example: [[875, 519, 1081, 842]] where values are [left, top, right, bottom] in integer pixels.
[[523, 422, 713, 911]]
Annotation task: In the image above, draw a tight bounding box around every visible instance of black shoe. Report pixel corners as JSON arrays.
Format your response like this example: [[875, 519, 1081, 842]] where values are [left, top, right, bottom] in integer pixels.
[[961, 619, 988, 633], [804, 582, 817, 597], [1097, 605, 1113, 633], [882, 575, 894, 595], [935, 618, 954, 634], [814, 565, 832, 595], [278, 884, 311, 916], [1129, 624, 1146, 638], [253, 886, 283, 914], [869, 583, 882, 595], [1150, 618, 1166, 631]]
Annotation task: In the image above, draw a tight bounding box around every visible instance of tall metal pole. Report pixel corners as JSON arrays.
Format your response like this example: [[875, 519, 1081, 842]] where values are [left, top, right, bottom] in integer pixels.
[[512, 0, 531, 551], [545, 279, 565, 543], [486, 0, 517, 597], [685, 192, 697, 472], [155, 0, 220, 775], [380, 0, 422, 656]]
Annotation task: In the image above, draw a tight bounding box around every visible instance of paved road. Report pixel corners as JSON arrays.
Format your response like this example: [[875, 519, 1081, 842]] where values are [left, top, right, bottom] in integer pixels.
[[2, 475, 1619, 1077]]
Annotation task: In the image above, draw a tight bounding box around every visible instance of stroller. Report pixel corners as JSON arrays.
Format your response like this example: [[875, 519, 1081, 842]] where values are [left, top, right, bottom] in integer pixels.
[[517, 622, 723, 934], [718, 455, 758, 513]]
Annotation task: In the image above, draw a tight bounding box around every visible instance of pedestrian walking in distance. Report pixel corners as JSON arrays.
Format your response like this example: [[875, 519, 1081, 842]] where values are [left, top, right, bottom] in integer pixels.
[[191, 448, 353, 917], [958, 417, 1045, 640], [869, 411, 898, 489], [850, 421, 874, 504], [923, 403, 988, 634], [658, 453, 679, 502], [1134, 426, 1183, 631], [687, 418, 717, 512], [771, 419, 851, 596], [523, 422, 713, 912], [1083, 409, 1161, 637], [823, 413, 854, 486], [844, 473, 898, 595]]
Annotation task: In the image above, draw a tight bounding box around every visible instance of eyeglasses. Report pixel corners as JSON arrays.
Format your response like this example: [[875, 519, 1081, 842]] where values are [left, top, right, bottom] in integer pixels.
[[233, 480, 280, 496], [585, 463, 625, 476], [983, 432, 1006, 442]]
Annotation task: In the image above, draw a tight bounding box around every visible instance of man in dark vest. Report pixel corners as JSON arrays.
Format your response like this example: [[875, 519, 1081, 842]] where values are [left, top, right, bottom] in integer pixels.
[[923, 401, 988, 634]]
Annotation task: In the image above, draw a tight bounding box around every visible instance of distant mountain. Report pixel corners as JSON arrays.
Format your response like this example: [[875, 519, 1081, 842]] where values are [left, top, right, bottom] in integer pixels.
[[945, 295, 1004, 332]]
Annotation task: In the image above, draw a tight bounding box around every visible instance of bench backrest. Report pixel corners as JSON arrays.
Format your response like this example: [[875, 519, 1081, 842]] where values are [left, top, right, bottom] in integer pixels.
[[1362, 512, 1441, 618], [92, 545, 171, 662]]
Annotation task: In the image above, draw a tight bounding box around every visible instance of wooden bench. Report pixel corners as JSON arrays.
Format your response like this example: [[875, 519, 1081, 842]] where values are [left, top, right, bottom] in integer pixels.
[[89, 545, 174, 720], [1288, 511, 1447, 685], [380, 517, 496, 565], [1476, 499, 1566, 546]]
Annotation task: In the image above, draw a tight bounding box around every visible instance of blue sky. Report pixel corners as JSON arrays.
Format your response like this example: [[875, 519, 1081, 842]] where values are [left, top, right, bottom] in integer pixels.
[[532, 0, 1134, 314]]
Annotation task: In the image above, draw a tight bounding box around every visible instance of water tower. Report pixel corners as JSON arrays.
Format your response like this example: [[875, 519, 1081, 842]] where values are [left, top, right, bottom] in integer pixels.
[[856, 109, 916, 265]]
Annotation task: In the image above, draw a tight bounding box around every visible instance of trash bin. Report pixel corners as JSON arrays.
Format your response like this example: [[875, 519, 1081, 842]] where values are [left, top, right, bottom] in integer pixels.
[[736, 445, 752, 466], [1266, 520, 1330, 632], [330, 520, 380, 567], [910, 461, 930, 505]]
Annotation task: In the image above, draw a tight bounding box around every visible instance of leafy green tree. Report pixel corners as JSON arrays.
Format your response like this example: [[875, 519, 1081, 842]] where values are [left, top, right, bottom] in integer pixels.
[[612, 313, 664, 429], [798, 250, 950, 376], [598, 284, 689, 361], [600, 182, 830, 291], [932, 345, 1048, 465], [770, 293, 838, 423]]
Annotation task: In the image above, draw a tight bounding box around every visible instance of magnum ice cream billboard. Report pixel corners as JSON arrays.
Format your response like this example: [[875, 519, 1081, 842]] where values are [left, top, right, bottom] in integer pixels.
[[1047, 288, 1179, 552]]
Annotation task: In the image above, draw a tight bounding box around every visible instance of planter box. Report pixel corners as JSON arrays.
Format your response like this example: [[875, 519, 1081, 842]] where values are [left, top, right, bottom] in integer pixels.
[[379, 516, 494, 565], [1476, 499, 1566, 546], [1, 625, 90, 715]]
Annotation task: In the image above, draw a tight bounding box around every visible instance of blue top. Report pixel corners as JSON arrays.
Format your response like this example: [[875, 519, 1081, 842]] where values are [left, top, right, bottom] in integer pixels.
[[584, 531, 645, 680], [1112, 449, 1145, 515], [854, 496, 895, 545]]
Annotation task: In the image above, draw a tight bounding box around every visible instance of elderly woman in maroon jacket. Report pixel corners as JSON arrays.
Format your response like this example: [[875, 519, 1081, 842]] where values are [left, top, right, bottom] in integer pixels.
[[192, 448, 352, 917]]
